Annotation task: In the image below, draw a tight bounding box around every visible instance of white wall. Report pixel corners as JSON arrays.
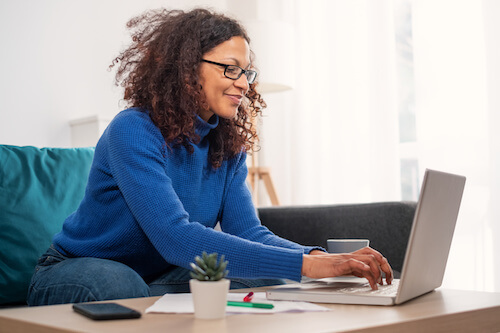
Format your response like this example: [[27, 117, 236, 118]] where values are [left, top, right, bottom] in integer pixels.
[[0, 0, 226, 148]]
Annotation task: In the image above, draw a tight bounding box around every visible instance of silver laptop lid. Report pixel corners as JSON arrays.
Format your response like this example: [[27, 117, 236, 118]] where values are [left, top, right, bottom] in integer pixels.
[[396, 169, 466, 304]]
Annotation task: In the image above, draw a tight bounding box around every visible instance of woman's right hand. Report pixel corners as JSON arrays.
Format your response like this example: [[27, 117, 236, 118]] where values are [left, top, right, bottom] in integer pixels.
[[301, 247, 393, 290]]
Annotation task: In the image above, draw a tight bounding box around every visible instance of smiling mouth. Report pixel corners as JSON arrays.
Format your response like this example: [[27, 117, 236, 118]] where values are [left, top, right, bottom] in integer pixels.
[[227, 94, 242, 105]]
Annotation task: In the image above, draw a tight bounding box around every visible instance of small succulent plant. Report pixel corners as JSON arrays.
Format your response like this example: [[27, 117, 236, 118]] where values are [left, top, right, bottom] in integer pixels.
[[190, 252, 229, 281]]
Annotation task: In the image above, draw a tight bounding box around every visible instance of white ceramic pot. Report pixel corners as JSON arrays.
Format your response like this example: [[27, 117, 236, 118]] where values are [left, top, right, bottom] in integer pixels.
[[189, 278, 230, 319]]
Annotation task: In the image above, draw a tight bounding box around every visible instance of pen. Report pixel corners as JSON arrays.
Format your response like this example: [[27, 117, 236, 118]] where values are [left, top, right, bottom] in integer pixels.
[[227, 301, 274, 309], [243, 292, 254, 302]]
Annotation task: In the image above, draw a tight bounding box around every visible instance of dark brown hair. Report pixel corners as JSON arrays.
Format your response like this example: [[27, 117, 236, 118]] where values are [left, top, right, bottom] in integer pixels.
[[111, 8, 265, 168]]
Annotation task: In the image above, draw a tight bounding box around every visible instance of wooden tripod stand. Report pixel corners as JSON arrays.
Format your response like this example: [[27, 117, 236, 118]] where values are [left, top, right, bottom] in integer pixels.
[[247, 143, 280, 206]]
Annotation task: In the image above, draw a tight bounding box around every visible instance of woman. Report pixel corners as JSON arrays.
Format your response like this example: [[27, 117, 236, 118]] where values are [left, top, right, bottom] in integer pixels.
[[27, 8, 392, 306]]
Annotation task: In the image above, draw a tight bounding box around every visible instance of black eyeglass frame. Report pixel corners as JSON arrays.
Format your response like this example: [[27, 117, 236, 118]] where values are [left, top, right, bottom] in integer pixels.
[[201, 59, 257, 84]]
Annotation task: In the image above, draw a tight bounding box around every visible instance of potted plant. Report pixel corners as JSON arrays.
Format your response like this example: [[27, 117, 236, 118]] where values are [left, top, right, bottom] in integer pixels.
[[189, 251, 230, 319]]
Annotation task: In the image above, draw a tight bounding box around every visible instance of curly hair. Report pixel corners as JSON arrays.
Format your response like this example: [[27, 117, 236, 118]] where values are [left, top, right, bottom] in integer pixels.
[[111, 8, 266, 169]]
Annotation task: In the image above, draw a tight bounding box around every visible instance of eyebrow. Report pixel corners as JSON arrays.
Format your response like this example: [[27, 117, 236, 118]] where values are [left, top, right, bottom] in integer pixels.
[[222, 57, 251, 69]]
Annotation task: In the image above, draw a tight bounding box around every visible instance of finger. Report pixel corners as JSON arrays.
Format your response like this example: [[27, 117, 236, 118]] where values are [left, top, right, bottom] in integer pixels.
[[344, 259, 378, 290], [337, 253, 379, 281], [369, 253, 393, 284], [354, 254, 382, 285], [354, 248, 393, 284], [380, 256, 393, 284]]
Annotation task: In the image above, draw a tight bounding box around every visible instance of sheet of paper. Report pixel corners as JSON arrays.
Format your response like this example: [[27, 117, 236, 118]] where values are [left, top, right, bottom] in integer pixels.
[[146, 292, 330, 315]]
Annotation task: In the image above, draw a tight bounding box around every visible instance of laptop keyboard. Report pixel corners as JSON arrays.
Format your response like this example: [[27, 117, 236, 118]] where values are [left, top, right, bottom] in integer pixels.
[[334, 279, 399, 296]]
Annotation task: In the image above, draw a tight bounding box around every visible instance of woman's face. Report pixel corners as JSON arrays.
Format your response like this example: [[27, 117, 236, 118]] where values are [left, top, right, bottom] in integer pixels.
[[198, 36, 251, 121]]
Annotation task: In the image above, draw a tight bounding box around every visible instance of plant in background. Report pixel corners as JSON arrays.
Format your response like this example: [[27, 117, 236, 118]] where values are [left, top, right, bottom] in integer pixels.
[[190, 251, 229, 281]]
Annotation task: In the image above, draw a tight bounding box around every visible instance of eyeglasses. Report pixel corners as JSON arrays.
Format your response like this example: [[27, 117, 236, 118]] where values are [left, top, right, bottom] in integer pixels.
[[201, 59, 257, 84]]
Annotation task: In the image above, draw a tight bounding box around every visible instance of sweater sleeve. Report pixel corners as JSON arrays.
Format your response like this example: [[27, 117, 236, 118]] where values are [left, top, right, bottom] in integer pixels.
[[219, 153, 325, 254], [105, 112, 305, 281]]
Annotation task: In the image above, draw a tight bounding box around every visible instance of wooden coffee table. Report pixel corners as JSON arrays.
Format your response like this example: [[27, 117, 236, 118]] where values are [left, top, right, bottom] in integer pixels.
[[1, 288, 500, 333]]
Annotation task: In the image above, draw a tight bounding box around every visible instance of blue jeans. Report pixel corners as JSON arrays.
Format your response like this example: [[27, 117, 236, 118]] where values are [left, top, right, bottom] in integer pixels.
[[27, 246, 286, 306]]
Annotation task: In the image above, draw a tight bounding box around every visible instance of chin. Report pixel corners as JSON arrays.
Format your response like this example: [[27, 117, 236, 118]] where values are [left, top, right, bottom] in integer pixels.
[[217, 109, 238, 120]]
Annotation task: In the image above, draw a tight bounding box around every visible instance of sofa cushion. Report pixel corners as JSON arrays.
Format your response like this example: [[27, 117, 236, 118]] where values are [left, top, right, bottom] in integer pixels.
[[0, 145, 94, 305]]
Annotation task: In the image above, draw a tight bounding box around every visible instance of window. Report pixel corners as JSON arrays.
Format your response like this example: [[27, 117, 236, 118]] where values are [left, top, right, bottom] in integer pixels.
[[395, 0, 419, 200]]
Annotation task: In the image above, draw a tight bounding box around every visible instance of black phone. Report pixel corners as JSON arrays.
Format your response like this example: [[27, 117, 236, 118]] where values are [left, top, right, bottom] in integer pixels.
[[72, 302, 141, 320]]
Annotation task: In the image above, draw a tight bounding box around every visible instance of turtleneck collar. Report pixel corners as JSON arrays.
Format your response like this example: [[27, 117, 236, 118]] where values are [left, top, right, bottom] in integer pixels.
[[195, 114, 219, 139]]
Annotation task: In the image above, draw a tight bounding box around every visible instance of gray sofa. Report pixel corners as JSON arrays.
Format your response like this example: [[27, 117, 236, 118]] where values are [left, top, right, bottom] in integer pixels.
[[0, 144, 416, 306], [259, 202, 417, 277]]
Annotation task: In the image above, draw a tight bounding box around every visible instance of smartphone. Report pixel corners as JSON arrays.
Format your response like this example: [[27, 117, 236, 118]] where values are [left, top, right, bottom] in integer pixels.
[[73, 302, 141, 320]]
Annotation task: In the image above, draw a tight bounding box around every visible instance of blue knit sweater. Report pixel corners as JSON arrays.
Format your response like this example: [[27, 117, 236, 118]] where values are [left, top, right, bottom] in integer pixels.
[[54, 108, 315, 282]]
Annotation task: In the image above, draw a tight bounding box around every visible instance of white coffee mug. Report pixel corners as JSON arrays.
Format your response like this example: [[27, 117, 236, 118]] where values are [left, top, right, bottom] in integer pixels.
[[327, 239, 370, 253]]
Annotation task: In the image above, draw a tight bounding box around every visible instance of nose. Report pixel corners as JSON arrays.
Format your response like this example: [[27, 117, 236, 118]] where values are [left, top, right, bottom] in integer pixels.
[[234, 74, 250, 93]]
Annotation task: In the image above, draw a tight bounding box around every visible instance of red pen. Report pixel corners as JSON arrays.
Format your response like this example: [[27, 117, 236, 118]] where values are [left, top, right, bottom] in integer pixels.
[[243, 292, 254, 302]]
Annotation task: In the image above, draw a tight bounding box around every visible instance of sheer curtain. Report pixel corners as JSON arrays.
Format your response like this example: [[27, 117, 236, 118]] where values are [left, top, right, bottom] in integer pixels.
[[260, 0, 401, 206], [258, 0, 499, 292], [411, 0, 499, 292]]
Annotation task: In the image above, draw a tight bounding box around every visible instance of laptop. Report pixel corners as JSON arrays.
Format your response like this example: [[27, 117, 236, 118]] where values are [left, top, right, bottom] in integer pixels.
[[266, 169, 466, 306]]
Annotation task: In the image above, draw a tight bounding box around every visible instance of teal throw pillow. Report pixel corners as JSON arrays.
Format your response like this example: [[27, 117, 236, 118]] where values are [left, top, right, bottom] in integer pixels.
[[0, 145, 94, 304]]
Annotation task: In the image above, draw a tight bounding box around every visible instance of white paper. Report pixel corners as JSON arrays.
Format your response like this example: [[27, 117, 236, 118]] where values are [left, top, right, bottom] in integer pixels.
[[146, 292, 330, 315]]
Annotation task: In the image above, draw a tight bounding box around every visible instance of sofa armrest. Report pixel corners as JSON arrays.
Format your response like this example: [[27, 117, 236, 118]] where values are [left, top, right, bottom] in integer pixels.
[[257, 201, 417, 275]]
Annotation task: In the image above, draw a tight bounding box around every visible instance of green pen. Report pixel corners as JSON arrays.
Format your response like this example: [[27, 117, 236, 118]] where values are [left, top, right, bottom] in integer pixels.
[[227, 301, 274, 309]]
